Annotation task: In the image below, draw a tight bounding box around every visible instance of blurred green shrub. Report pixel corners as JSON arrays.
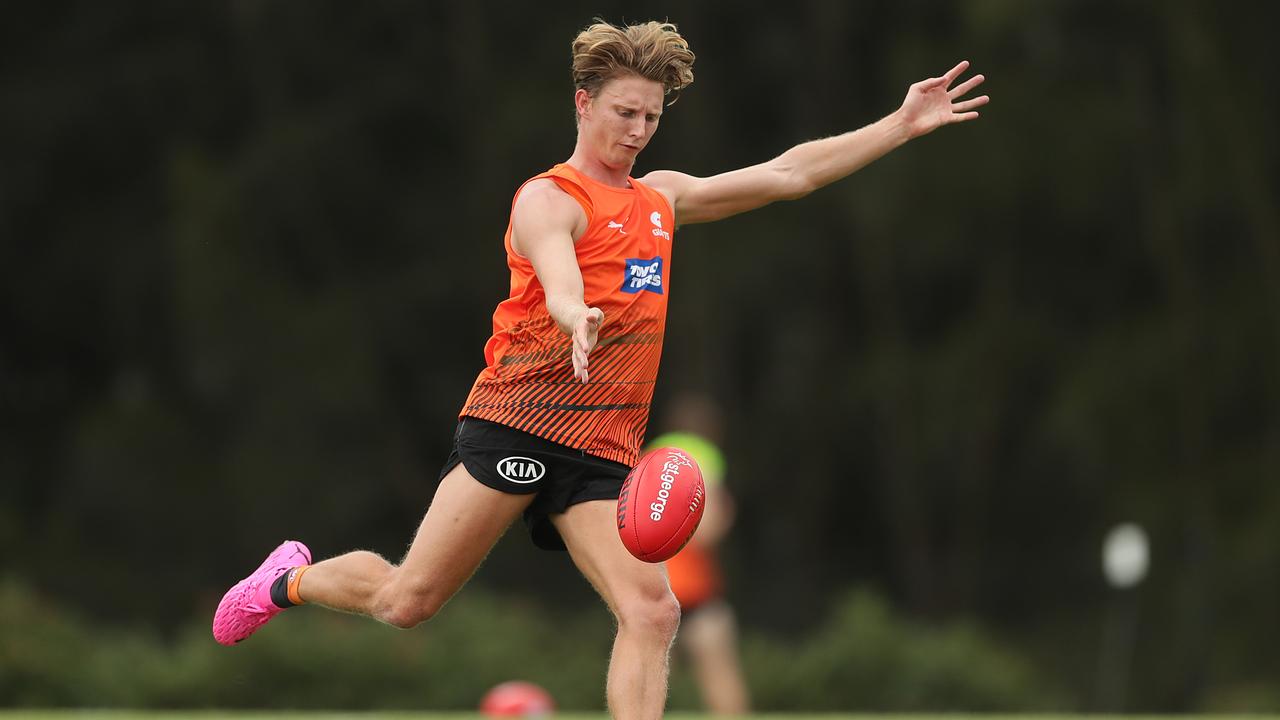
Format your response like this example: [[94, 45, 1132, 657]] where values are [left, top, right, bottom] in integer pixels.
[[2, 579, 1054, 710], [735, 590, 1063, 711]]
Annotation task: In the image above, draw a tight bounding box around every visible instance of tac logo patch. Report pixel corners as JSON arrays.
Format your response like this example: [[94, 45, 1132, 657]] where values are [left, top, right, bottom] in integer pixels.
[[622, 256, 664, 294], [496, 456, 546, 484]]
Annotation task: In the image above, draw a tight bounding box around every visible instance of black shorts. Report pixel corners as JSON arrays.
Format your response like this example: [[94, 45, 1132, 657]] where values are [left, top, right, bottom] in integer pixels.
[[437, 417, 630, 551]]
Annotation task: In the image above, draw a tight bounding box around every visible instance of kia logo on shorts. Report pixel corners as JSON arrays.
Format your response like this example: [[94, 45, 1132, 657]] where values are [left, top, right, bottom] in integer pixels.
[[496, 456, 546, 484]]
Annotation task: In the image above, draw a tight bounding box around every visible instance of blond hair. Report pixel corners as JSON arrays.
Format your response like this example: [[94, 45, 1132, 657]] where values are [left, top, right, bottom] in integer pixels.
[[571, 20, 695, 105]]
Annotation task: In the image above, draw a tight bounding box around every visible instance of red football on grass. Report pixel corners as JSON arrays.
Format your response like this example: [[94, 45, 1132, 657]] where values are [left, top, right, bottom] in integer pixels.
[[617, 446, 706, 562], [479, 680, 555, 718]]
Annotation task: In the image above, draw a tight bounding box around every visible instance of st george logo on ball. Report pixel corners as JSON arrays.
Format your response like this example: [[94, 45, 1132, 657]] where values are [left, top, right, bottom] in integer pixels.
[[617, 447, 706, 562]]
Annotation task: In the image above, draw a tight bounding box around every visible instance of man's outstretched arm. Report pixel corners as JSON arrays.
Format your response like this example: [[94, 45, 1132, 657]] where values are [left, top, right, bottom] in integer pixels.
[[643, 61, 989, 225]]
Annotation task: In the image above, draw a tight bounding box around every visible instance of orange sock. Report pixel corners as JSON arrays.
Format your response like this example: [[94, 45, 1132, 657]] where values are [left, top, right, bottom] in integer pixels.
[[286, 565, 311, 606]]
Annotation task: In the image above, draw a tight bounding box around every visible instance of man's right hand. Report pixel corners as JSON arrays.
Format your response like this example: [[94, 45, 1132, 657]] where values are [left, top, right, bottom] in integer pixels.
[[571, 307, 605, 383]]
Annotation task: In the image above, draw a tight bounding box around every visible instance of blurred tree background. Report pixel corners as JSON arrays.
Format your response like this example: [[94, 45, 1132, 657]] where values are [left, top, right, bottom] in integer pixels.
[[2, 0, 1277, 712]]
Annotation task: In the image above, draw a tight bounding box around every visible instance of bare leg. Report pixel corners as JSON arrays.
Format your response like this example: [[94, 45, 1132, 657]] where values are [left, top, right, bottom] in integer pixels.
[[682, 600, 751, 715], [552, 500, 681, 720], [298, 463, 533, 628]]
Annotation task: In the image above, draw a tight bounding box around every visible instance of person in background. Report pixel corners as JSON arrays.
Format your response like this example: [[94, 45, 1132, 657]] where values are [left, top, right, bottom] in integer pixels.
[[648, 392, 750, 715]]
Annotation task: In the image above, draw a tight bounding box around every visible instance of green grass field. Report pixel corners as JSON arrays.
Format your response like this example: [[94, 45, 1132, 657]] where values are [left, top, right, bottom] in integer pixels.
[[3, 714, 1278, 720]]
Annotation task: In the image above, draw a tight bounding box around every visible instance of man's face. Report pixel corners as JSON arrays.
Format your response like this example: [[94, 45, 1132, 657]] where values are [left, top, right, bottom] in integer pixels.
[[577, 74, 665, 170]]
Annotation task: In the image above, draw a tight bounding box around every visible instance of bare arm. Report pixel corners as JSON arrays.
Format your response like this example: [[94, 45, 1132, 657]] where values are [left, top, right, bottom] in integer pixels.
[[693, 485, 736, 547], [510, 180, 603, 382], [643, 60, 989, 225]]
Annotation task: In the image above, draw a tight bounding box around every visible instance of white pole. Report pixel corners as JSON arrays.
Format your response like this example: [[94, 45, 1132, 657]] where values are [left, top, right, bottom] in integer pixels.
[[1096, 523, 1150, 711]]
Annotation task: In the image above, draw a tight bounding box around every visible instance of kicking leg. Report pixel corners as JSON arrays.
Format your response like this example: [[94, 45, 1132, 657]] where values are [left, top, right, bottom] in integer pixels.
[[213, 463, 531, 643], [300, 463, 533, 628]]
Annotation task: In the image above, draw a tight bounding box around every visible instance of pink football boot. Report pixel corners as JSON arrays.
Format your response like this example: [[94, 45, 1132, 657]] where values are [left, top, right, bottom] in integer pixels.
[[212, 540, 311, 645]]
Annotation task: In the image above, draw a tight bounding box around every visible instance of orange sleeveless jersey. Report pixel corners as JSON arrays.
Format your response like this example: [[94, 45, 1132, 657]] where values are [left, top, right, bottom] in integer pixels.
[[461, 163, 674, 467]]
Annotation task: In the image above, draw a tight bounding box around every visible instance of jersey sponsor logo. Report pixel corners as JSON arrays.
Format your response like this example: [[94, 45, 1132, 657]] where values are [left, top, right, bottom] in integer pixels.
[[608, 220, 627, 234], [650, 211, 671, 240], [496, 456, 546, 484], [622, 256, 664, 294]]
